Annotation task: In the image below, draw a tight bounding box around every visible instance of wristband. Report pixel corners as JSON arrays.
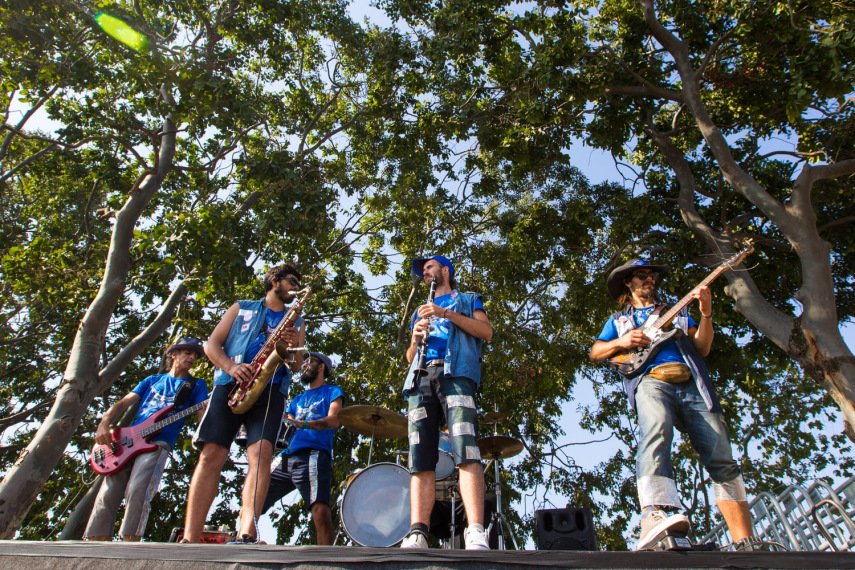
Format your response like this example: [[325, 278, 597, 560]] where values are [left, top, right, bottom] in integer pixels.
[[302, 420, 309, 429], [701, 313, 712, 319]]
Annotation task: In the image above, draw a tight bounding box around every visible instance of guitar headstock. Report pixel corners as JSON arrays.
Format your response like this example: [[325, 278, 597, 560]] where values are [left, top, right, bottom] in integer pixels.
[[722, 241, 754, 271]]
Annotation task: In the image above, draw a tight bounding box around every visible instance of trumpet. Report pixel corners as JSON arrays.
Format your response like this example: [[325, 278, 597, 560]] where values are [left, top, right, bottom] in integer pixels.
[[414, 277, 438, 377], [227, 287, 312, 414]]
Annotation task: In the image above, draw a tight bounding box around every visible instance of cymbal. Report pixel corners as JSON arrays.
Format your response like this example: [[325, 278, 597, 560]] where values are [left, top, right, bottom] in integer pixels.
[[477, 435, 524, 459], [482, 411, 507, 424], [338, 405, 408, 439]]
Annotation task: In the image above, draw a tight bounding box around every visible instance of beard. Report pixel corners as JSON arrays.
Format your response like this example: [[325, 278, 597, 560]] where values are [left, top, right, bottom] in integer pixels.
[[300, 367, 320, 386], [427, 273, 444, 288], [275, 282, 296, 304], [636, 285, 655, 300]]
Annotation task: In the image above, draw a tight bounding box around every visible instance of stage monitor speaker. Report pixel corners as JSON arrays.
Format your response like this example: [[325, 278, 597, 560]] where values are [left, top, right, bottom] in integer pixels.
[[535, 507, 598, 551]]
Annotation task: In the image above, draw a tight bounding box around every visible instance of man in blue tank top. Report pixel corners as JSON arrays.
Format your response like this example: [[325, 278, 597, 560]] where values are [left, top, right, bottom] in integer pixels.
[[183, 264, 306, 543], [590, 258, 761, 551], [85, 338, 208, 542], [260, 352, 343, 544], [400, 255, 494, 550]]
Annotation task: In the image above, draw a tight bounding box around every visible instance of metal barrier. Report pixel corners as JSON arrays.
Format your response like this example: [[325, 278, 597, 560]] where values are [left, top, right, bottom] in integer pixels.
[[701, 477, 855, 551]]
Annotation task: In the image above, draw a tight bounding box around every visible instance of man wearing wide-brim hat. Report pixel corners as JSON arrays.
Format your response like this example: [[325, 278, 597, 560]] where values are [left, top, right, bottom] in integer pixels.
[[590, 258, 763, 551], [85, 337, 208, 542]]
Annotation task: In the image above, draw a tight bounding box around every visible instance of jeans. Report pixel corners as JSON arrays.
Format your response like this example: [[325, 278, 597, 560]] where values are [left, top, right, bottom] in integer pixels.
[[635, 376, 745, 509], [85, 442, 171, 538]]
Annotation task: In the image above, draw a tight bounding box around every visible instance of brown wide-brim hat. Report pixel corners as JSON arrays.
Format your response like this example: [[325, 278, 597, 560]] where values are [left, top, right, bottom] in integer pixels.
[[607, 258, 670, 300]]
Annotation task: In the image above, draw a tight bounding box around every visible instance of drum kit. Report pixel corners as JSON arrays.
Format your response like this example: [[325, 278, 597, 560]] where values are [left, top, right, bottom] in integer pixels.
[[335, 404, 525, 549]]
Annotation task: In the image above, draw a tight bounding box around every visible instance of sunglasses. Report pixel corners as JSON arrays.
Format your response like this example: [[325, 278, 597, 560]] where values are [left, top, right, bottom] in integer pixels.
[[633, 271, 659, 281], [280, 276, 299, 287]]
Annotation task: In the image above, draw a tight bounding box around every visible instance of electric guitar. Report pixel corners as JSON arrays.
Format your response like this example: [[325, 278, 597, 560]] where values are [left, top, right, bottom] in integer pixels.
[[90, 398, 208, 475], [607, 245, 753, 378]]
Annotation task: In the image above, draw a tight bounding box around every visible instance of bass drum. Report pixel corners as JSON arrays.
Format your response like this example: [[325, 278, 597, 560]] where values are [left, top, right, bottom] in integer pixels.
[[340, 463, 411, 547], [435, 431, 455, 480]]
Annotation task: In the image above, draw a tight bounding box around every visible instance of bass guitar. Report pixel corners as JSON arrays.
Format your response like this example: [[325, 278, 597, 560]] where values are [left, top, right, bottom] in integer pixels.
[[90, 399, 208, 476], [607, 245, 753, 378]]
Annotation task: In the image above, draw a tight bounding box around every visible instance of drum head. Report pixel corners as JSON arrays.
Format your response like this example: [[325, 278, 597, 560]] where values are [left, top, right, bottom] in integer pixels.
[[436, 432, 455, 480], [340, 463, 411, 547]]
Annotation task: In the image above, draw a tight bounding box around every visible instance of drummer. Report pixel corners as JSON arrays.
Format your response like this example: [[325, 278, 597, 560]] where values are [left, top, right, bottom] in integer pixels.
[[260, 353, 343, 545]]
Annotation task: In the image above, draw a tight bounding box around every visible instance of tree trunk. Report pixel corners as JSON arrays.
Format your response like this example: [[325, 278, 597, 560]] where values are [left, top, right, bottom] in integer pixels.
[[0, 103, 177, 538], [637, 0, 855, 440]]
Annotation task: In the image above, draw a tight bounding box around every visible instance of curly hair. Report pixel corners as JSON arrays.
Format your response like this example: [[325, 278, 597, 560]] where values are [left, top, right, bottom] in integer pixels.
[[263, 264, 302, 291]]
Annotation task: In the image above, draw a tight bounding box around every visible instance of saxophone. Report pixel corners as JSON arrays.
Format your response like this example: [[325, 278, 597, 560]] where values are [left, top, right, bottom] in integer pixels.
[[227, 287, 312, 414]]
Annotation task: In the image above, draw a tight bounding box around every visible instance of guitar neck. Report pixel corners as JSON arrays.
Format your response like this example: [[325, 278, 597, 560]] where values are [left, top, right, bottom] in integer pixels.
[[652, 265, 729, 329], [141, 399, 209, 437]]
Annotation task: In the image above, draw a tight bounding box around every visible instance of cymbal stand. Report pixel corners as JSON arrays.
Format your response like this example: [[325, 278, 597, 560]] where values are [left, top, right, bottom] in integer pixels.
[[449, 471, 459, 548], [367, 415, 379, 465], [486, 452, 518, 550]]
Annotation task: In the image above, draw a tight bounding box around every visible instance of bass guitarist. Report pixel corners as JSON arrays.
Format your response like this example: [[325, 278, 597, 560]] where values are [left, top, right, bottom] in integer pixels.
[[85, 338, 208, 542], [589, 258, 762, 551]]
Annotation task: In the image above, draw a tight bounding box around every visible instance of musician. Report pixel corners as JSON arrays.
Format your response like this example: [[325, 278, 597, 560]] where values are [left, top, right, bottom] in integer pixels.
[[183, 265, 306, 543], [589, 258, 759, 550], [85, 338, 208, 542], [259, 352, 343, 545], [400, 255, 493, 550]]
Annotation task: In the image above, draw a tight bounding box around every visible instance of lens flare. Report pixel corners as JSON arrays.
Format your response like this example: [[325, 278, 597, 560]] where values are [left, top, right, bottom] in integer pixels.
[[95, 13, 150, 52]]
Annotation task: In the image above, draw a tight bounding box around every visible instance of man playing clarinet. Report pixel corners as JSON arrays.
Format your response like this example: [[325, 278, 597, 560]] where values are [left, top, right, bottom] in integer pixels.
[[400, 255, 493, 550]]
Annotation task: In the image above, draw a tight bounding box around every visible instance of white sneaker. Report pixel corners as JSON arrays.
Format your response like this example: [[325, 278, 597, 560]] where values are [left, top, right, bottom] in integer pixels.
[[400, 532, 428, 548], [464, 525, 490, 550], [637, 510, 691, 550]]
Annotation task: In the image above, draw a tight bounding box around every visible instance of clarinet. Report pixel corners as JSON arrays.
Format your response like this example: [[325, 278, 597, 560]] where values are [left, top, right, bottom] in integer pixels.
[[414, 277, 438, 377]]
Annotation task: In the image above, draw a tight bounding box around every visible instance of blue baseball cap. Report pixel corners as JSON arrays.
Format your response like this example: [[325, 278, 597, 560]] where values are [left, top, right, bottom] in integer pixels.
[[412, 255, 454, 279], [306, 352, 333, 378]]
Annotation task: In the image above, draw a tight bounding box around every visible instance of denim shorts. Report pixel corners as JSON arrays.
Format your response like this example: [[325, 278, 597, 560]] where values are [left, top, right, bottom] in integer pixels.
[[194, 380, 285, 450], [405, 367, 481, 473]]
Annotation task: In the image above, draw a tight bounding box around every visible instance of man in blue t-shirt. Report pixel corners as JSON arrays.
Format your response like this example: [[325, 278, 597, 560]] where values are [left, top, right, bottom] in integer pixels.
[[184, 264, 307, 544], [590, 258, 759, 551], [400, 255, 493, 550], [260, 352, 343, 545], [85, 338, 208, 542]]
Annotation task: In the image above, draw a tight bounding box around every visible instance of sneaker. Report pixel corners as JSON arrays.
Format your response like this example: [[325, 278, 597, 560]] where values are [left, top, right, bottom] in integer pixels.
[[637, 510, 691, 550], [400, 532, 428, 549], [733, 536, 773, 552], [464, 525, 490, 550], [226, 534, 257, 545]]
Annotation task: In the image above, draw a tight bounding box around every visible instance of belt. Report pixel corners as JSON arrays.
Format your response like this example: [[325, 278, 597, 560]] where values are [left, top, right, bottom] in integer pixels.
[[427, 359, 444, 367]]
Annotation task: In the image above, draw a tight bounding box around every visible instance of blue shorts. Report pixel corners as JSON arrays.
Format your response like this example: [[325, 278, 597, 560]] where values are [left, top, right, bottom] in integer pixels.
[[194, 381, 285, 450], [262, 449, 332, 512], [405, 368, 481, 473]]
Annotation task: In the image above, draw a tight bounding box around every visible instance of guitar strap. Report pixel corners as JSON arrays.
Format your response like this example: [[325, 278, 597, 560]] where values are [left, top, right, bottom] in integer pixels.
[[173, 376, 198, 409]]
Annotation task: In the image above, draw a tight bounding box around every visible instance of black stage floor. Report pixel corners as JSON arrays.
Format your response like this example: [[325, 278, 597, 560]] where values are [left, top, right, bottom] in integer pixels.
[[0, 540, 853, 569]]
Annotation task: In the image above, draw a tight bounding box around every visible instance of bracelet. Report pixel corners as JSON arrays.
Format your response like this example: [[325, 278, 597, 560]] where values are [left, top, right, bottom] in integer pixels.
[[302, 420, 309, 429], [701, 313, 712, 319], [443, 308, 448, 318]]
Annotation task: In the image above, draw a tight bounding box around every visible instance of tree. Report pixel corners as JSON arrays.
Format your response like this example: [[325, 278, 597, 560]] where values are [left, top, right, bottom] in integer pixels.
[[0, 0, 412, 537], [360, 0, 855, 544]]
